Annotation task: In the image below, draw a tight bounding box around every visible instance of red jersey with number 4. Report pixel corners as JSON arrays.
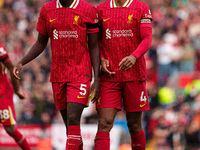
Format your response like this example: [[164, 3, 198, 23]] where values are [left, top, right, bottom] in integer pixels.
[[36, 0, 99, 82], [97, 0, 152, 81], [0, 44, 13, 95]]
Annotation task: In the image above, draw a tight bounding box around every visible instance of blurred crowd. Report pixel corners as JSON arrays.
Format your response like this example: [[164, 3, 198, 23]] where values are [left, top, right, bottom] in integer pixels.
[[0, 0, 200, 149]]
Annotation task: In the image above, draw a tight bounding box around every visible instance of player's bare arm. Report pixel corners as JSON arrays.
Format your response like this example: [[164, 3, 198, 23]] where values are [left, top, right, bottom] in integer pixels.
[[13, 33, 49, 79], [87, 32, 100, 103], [119, 27, 152, 71], [4, 60, 25, 99], [101, 57, 116, 75]]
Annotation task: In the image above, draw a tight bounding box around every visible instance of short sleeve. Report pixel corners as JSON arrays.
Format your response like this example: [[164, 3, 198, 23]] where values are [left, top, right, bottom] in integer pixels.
[[85, 6, 99, 34], [0, 45, 9, 63], [36, 5, 48, 36], [140, 3, 152, 28]]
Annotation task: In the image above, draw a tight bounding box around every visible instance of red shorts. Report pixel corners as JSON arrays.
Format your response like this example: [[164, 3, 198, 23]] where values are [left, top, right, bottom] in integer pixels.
[[96, 81, 149, 112], [0, 90, 17, 126], [52, 81, 91, 110]]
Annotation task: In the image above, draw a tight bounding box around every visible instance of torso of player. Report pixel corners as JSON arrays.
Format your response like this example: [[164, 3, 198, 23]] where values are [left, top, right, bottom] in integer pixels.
[[46, 4, 88, 52], [0, 45, 13, 95], [98, 0, 148, 81], [38, 0, 96, 82]]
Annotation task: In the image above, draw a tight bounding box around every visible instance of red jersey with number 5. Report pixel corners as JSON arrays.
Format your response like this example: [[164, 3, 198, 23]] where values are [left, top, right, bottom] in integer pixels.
[[36, 0, 99, 82], [97, 0, 152, 81]]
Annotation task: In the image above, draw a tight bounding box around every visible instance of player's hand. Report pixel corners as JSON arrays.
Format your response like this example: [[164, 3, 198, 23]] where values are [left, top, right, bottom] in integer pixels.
[[90, 79, 100, 103], [15, 92, 25, 99], [13, 63, 22, 80], [101, 57, 115, 75], [119, 55, 137, 71]]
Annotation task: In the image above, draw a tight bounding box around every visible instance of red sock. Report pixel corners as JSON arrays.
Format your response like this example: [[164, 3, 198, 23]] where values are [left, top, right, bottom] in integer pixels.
[[11, 129, 31, 150], [66, 125, 82, 150], [94, 132, 110, 150], [130, 130, 146, 150], [66, 128, 83, 150], [79, 138, 83, 150]]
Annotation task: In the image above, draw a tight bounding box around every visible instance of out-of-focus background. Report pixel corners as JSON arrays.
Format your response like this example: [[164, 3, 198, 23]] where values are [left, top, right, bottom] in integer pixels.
[[0, 0, 200, 150]]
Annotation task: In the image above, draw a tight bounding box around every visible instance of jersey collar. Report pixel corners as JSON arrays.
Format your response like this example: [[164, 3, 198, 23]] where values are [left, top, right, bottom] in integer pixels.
[[110, 0, 133, 8], [57, 0, 79, 9]]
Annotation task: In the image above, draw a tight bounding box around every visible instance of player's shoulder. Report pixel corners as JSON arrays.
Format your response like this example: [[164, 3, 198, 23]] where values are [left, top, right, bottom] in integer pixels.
[[41, 0, 56, 10], [97, 0, 110, 10], [77, 0, 97, 15], [79, 0, 96, 9], [135, 0, 149, 9]]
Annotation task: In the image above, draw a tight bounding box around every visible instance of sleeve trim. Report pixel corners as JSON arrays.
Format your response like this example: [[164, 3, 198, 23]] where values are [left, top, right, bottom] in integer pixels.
[[36, 27, 49, 36], [86, 23, 99, 29], [87, 28, 99, 34], [2, 55, 9, 63]]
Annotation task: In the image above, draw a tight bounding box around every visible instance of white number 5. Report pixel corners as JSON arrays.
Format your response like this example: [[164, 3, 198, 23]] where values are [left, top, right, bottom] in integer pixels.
[[140, 91, 147, 102], [79, 84, 87, 96]]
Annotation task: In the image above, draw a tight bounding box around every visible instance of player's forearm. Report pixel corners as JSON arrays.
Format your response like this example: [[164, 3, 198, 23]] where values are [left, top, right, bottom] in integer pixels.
[[99, 43, 104, 58], [18, 33, 49, 66], [90, 46, 100, 80], [131, 27, 152, 59], [5, 60, 20, 93], [11, 71, 20, 93], [99, 29, 105, 59], [88, 32, 100, 80], [19, 41, 46, 66]]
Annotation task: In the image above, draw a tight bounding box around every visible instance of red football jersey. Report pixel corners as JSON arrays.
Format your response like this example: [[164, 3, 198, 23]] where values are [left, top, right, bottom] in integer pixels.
[[36, 0, 99, 82], [97, 0, 152, 81], [0, 44, 13, 95]]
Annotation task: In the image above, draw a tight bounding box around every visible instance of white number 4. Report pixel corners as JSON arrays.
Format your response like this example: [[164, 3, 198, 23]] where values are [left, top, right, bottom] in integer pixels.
[[79, 84, 87, 96], [140, 91, 147, 102]]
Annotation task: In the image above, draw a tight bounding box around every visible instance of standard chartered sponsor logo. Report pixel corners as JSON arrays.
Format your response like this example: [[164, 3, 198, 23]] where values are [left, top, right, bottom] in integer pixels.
[[59, 31, 78, 38], [53, 29, 78, 39], [113, 30, 133, 37], [105, 29, 133, 39]]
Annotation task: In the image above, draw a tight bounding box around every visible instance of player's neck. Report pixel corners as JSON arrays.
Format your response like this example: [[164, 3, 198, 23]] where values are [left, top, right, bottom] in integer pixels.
[[114, 0, 127, 7], [59, 0, 74, 7]]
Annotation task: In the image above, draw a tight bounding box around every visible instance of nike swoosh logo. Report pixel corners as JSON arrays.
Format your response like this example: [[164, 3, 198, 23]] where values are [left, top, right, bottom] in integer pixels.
[[103, 18, 111, 22], [50, 18, 58, 22], [1, 119, 7, 123], [140, 104, 146, 108], [68, 143, 76, 145], [77, 95, 85, 99]]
